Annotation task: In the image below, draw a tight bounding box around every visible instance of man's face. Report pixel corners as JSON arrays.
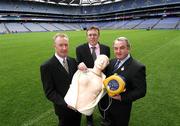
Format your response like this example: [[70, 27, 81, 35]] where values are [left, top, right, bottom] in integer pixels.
[[113, 40, 130, 60], [87, 29, 99, 46], [54, 37, 69, 58]]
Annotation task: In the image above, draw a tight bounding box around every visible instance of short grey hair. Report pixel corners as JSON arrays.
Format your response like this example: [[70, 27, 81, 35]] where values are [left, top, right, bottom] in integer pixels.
[[114, 37, 131, 49], [53, 33, 69, 42]]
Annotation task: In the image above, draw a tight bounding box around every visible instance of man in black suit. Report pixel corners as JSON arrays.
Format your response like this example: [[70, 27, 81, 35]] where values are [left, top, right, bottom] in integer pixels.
[[101, 37, 146, 126], [76, 26, 110, 126], [40, 33, 81, 126]]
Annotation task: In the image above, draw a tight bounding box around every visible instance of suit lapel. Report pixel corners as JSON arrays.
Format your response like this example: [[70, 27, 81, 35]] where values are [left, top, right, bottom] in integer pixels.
[[116, 57, 133, 74], [66, 57, 74, 77], [52, 55, 70, 77], [108, 59, 117, 75], [100, 44, 105, 54], [84, 43, 94, 62]]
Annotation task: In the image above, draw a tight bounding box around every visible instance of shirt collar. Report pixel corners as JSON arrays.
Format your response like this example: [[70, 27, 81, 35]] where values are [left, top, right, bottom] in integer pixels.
[[55, 53, 67, 65], [88, 43, 99, 49], [118, 54, 130, 64]]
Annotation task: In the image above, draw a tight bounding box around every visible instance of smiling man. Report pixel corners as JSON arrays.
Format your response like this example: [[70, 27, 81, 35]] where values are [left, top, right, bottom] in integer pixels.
[[100, 37, 147, 126], [76, 26, 110, 126], [40, 33, 81, 126]]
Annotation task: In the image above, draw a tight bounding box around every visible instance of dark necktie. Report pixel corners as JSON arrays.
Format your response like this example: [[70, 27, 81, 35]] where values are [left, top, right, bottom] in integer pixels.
[[63, 59, 69, 73], [113, 60, 121, 72], [91, 47, 97, 61]]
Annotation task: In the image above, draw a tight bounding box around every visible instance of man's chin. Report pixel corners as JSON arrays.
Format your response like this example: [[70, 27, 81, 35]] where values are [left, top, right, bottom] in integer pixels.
[[58, 54, 67, 58], [116, 56, 122, 59]]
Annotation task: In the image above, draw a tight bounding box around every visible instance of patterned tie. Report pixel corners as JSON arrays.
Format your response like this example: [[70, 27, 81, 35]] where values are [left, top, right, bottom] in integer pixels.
[[91, 47, 97, 61], [63, 59, 69, 73], [113, 60, 121, 72]]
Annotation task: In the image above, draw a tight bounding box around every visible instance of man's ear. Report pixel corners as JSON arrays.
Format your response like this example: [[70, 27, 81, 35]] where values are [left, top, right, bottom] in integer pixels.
[[128, 48, 131, 53]]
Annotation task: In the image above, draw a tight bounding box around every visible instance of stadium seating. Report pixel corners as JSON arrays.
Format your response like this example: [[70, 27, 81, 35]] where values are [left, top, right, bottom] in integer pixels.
[[23, 23, 47, 32], [39, 23, 59, 31], [176, 22, 180, 29], [4, 23, 29, 33], [153, 17, 179, 29], [122, 19, 144, 29], [0, 0, 179, 15], [0, 0, 179, 33], [0, 23, 7, 34], [135, 18, 160, 29]]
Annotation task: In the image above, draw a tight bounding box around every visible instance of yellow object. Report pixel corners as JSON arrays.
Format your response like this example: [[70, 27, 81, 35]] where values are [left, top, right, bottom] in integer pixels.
[[103, 74, 126, 97]]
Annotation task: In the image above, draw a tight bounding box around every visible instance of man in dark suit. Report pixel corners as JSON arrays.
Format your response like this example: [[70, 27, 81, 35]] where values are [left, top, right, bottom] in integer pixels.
[[101, 37, 146, 126], [40, 33, 81, 126], [76, 26, 110, 126]]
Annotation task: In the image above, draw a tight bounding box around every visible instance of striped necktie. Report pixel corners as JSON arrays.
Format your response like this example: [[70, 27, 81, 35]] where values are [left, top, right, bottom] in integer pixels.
[[91, 47, 97, 61], [63, 59, 69, 73], [113, 60, 121, 72]]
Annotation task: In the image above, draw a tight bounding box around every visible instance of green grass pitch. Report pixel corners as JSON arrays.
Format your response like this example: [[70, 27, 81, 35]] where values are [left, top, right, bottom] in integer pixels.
[[0, 29, 180, 126]]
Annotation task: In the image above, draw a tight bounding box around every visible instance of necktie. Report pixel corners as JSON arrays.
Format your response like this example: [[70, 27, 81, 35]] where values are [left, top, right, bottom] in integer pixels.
[[113, 60, 121, 72], [91, 47, 97, 61], [63, 59, 69, 73]]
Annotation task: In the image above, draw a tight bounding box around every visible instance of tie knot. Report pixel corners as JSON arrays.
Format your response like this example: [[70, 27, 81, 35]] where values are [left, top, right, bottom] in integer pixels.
[[112, 59, 121, 72], [116, 60, 121, 64], [91, 46, 96, 50], [63, 59, 66, 63], [114, 60, 121, 69]]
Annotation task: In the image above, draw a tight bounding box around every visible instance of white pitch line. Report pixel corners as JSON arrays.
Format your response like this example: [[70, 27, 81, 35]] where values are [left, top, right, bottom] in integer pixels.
[[140, 37, 177, 61], [21, 109, 53, 126]]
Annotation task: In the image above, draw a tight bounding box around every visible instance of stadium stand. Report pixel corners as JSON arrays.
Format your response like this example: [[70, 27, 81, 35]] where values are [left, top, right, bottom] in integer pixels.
[[23, 23, 47, 32], [176, 20, 180, 29], [0, 23, 7, 34], [4, 23, 29, 33], [38, 23, 59, 31], [153, 17, 180, 29], [122, 19, 144, 29], [52, 23, 73, 31], [0, 0, 179, 34], [112, 20, 130, 29], [135, 18, 160, 29]]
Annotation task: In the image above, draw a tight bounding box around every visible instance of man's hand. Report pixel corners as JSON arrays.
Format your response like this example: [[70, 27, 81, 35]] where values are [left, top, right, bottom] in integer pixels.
[[111, 94, 121, 101], [78, 62, 87, 71]]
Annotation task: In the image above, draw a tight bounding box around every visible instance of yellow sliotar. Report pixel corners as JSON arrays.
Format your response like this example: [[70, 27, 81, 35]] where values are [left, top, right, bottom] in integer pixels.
[[103, 74, 126, 97]]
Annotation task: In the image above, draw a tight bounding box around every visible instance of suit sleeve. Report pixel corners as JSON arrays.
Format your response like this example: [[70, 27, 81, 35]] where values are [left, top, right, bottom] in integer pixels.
[[121, 66, 146, 102], [76, 47, 82, 64], [107, 46, 110, 58], [40, 64, 67, 107]]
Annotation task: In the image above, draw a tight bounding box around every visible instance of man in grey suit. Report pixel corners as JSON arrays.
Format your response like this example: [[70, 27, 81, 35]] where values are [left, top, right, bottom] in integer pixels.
[[76, 26, 110, 126], [40, 33, 81, 126], [100, 37, 147, 126]]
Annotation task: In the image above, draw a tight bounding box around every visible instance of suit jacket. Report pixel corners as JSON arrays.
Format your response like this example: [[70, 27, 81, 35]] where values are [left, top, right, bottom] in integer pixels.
[[40, 55, 77, 115], [100, 56, 146, 125], [107, 56, 146, 103], [76, 43, 110, 68]]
